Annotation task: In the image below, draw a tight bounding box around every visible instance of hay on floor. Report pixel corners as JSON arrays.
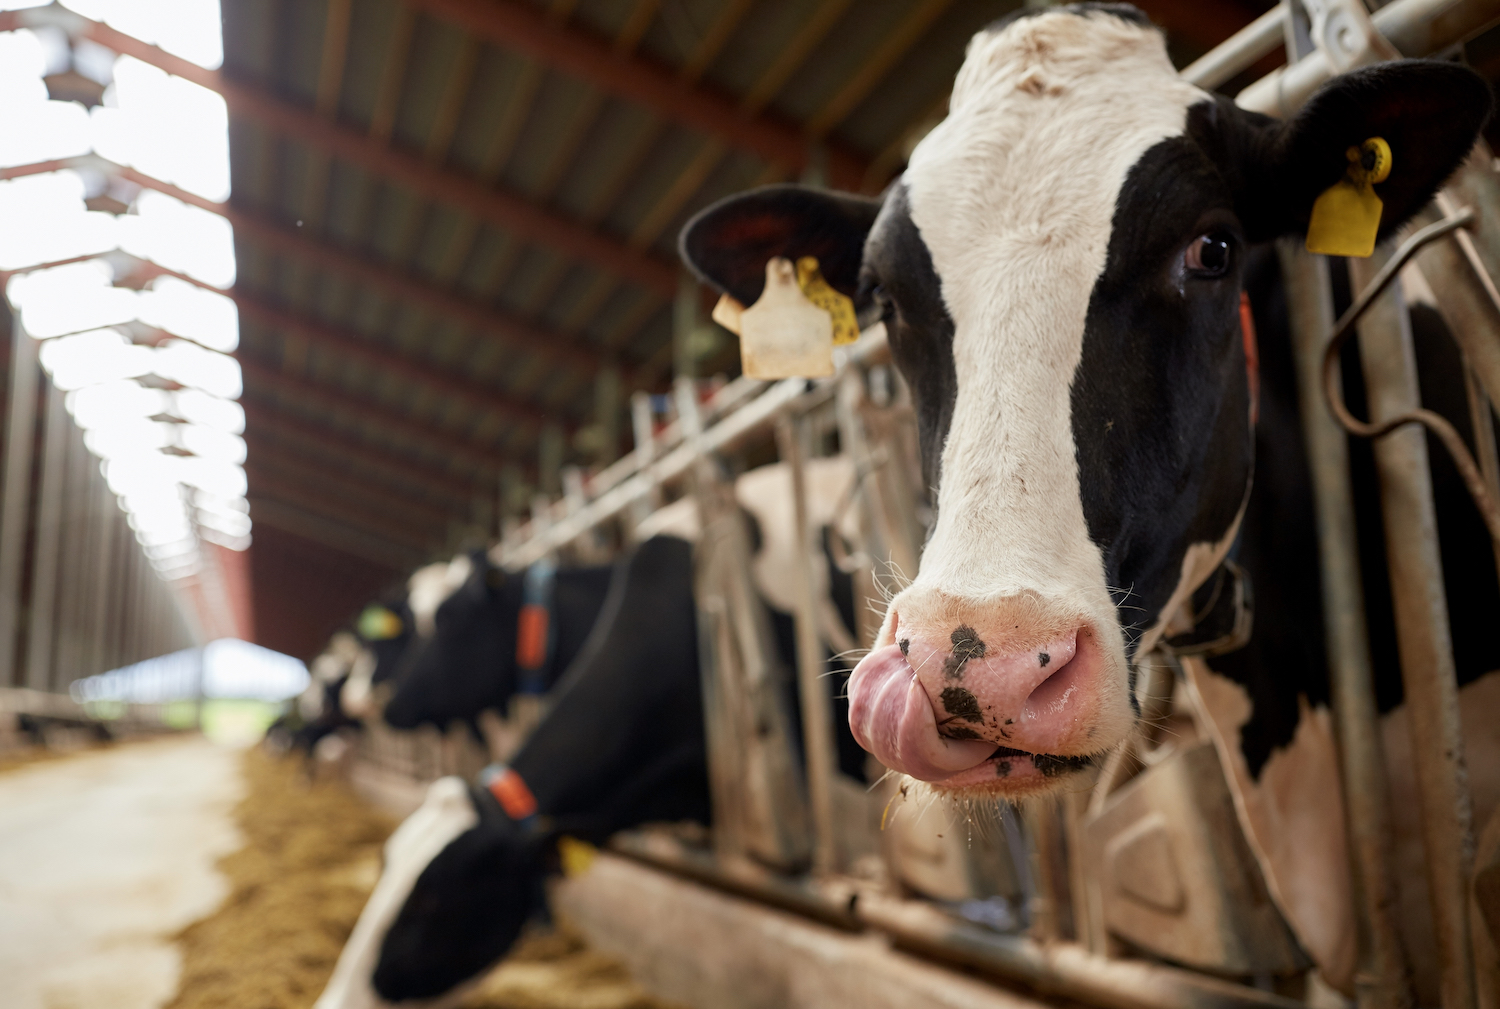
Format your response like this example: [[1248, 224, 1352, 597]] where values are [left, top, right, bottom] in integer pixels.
[[169, 747, 676, 1009]]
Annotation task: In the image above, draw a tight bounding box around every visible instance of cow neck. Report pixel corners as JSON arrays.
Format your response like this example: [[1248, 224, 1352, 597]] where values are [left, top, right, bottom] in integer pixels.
[[514, 558, 557, 694]]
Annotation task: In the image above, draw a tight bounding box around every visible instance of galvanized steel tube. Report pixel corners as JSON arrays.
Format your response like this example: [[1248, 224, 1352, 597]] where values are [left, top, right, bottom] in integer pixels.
[[1281, 240, 1411, 1009], [1350, 248, 1476, 1009], [1238, 0, 1500, 116]]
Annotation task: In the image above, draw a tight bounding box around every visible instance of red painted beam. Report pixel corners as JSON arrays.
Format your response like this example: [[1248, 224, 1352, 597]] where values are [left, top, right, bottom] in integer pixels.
[[407, 0, 869, 190]]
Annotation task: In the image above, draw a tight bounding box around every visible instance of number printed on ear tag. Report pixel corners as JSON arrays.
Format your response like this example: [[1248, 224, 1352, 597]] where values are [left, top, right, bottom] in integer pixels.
[[1305, 137, 1392, 258]]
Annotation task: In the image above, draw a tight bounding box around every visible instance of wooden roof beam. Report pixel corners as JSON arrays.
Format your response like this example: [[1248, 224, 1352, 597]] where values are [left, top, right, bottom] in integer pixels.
[[19, 11, 681, 297], [238, 358, 506, 476], [405, 0, 868, 189]]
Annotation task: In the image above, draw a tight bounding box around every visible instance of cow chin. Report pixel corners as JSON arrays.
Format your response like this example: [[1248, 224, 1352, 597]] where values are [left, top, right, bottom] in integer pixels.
[[848, 587, 1135, 801]]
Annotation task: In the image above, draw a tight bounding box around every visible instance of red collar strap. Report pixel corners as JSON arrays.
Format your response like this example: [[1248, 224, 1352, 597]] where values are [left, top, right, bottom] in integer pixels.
[[480, 764, 538, 821], [1240, 290, 1259, 427]]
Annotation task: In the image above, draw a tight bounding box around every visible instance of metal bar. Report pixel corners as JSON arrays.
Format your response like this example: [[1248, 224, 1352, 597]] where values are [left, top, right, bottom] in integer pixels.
[[1238, 0, 1500, 116], [22, 382, 65, 689], [1180, 6, 1287, 90], [776, 414, 840, 875], [1350, 247, 1476, 1009], [1280, 240, 1411, 1009], [0, 319, 39, 687], [1463, 365, 1500, 586], [1411, 203, 1500, 412]]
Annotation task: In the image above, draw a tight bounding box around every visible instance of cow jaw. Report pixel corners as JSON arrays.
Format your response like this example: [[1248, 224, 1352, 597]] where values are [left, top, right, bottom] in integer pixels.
[[848, 11, 1208, 800]]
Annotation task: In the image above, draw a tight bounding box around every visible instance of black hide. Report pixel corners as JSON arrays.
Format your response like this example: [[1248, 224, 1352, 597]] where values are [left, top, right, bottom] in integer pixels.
[[382, 553, 614, 730]]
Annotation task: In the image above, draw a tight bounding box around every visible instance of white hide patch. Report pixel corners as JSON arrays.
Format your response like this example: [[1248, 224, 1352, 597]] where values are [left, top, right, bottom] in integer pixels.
[[1183, 658, 1356, 991], [409, 556, 473, 639], [886, 11, 1210, 735], [1380, 669, 1500, 1006], [314, 777, 479, 1009]]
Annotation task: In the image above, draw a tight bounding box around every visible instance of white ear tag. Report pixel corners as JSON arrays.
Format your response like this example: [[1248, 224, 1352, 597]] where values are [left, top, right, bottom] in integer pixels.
[[736, 256, 834, 379]]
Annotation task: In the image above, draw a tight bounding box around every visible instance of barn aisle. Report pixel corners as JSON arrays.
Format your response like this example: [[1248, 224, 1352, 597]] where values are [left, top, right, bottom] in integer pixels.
[[0, 736, 244, 1009]]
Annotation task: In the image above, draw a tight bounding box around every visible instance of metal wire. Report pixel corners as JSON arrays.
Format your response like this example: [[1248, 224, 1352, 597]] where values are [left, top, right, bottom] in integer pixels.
[[1320, 207, 1500, 546]]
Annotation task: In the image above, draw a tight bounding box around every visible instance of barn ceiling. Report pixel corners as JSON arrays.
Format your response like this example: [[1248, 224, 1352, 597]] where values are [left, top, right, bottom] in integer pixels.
[[220, 0, 1278, 656]]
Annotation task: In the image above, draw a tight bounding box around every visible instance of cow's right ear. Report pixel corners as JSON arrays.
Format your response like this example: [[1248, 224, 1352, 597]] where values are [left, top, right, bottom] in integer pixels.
[[678, 184, 882, 308]]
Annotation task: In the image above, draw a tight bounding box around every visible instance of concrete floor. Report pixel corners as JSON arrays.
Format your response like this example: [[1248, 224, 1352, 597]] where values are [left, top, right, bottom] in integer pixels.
[[0, 736, 244, 1009]]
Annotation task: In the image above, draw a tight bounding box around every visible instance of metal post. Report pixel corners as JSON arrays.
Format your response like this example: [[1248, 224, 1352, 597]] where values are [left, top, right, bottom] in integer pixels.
[[89, 464, 116, 675], [1409, 204, 1500, 411], [0, 319, 40, 686], [1461, 366, 1500, 588], [25, 382, 68, 691], [776, 413, 839, 875], [1350, 248, 1476, 1009], [1281, 240, 1411, 1009]]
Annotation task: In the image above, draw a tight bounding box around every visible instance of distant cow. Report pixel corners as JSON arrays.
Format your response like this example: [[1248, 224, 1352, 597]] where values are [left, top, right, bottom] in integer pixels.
[[316, 460, 869, 1008], [316, 536, 709, 1008], [381, 552, 615, 733], [680, 4, 1492, 996]]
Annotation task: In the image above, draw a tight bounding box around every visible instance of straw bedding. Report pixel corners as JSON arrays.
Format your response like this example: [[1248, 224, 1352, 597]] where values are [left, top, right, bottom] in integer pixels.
[[167, 747, 671, 1009]]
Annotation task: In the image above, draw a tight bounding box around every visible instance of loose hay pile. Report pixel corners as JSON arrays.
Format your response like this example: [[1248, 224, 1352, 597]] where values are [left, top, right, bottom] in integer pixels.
[[168, 746, 674, 1009]]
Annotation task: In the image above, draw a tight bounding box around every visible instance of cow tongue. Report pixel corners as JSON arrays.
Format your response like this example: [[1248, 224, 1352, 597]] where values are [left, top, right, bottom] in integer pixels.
[[848, 644, 996, 781]]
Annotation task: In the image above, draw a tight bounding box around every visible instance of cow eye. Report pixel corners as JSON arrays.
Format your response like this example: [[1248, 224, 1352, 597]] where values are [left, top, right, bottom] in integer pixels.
[[871, 284, 894, 320], [1185, 232, 1233, 277]]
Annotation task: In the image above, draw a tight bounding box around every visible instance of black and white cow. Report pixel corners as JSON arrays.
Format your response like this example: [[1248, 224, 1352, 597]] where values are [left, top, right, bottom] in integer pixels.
[[680, 3, 1492, 995], [316, 461, 870, 1008], [381, 551, 615, 733], [316, 536, 709, 1008]]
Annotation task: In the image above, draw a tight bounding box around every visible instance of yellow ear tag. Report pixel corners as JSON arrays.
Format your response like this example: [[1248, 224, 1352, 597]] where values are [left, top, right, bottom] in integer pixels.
[[557, 835, 598, 878], [736, 256, 835, 379], [794, 256, 860, 345], [1305, 137, 1392, 258]]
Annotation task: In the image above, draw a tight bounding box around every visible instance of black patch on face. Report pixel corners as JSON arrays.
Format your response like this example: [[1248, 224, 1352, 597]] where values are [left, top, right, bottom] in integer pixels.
[[996, 760, 1012, 778], [940, 686, 984, 724], [1071, 101, 1256, 657], [1038, 652, 1050, 668], [943, 724, 983, 740], [1033, 752, 1094, 778], [898, 638, 910, 657], [860, 183, 957, 493], [943, 625, 986, 679]]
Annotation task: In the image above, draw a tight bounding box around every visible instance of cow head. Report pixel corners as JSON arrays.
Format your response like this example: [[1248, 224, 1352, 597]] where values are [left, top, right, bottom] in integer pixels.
[[383, 552, 523, 730], [680, 5, 1488, 800]]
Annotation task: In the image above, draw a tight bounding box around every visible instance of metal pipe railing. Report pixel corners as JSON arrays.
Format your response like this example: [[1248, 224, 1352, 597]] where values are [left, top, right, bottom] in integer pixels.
[[1180, 6, 1287, 89], [1349, 246, 1477, 1009], [1238, 0, 1500, 115], [1280, 239, 1411, 1009]]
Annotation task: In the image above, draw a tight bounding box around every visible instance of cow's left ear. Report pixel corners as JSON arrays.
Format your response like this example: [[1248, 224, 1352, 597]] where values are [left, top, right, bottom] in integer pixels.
[[679, 184, 882, 307], [1246, 60, 1491, 242]]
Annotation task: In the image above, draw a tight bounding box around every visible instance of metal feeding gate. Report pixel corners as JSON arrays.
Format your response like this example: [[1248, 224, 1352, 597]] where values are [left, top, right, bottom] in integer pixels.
[[491, 2, 1500, 1008]]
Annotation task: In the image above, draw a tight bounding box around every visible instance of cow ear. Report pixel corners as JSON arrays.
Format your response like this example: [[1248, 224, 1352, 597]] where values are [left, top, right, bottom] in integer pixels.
[[679, 184, 882, 307], [1251, 60, 1491, 242]]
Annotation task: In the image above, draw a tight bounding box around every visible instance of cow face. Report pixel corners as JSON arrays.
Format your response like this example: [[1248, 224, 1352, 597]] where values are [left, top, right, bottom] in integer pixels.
[[680, 6, 1488, 800], [383, 554, 523, 730]]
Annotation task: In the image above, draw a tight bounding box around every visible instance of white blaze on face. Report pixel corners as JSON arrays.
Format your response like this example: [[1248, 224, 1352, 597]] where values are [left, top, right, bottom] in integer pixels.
[[314, 777, 478, 1009], [408, 555, 473, 638], [897, 12, 1205, 647]]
